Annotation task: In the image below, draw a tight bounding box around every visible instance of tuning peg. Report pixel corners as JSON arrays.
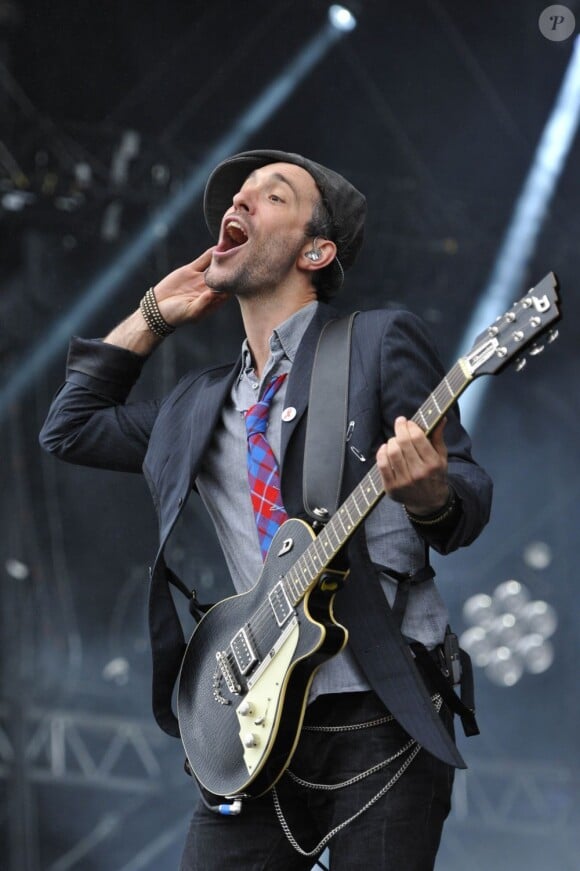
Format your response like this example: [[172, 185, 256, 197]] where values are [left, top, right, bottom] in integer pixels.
[[547, 329, 559, 343], [515, 357, 527, 372], [528, 343, 545, 356]]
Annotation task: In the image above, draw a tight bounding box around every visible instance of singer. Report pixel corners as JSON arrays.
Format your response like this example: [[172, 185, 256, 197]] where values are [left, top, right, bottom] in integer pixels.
[[40, 150, 492, 870]]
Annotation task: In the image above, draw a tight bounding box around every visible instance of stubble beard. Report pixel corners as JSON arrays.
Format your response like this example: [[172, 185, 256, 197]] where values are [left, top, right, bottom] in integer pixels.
[[205, 235, 304, 299]]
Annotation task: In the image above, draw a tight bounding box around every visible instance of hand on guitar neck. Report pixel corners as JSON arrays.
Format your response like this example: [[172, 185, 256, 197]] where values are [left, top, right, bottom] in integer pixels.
[[377, 416, 450, 517]]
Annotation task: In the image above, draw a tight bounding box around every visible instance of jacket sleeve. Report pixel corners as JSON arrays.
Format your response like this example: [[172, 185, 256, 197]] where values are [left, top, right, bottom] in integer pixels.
[[39, 337, 160, 473], [375, 309, 493, 555]]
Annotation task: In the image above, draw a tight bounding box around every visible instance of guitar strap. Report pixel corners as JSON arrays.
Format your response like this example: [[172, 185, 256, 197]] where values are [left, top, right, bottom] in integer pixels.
[[303, 313, 358, 520], [302, 311, 479, 753]]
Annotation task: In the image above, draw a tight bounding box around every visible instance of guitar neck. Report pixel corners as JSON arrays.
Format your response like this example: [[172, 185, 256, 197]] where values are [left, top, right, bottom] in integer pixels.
[[283, 358, 473, 605], [411, 359, 472, 436]]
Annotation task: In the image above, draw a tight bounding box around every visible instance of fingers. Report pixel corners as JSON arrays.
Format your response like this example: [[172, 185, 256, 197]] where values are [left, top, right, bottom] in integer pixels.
[[153, 250, 228, 326], [188, 246, 216, 272], [388, 417, 434, 476], [430, 417, 447, 455], [192, 287, 229, 313], [157, 249, 216, 296], [376, 415, 449, 511], [391, 416, 446, 462], [376, 442, 396, 486]]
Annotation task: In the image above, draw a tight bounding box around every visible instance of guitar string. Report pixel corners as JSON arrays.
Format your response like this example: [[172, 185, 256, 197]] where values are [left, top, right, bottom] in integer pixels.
[[240, 397, 464, 655], [238, 468, 384, 646], [235, 464, 384, 640], [230, 370, 468, 663], [243, 364, 465, 640], [224, 471, 384, 676], [226, 367, 469, 677]]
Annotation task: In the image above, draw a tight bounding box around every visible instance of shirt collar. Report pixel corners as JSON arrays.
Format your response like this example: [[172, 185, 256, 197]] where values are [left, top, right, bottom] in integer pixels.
[[239, 301, 318, 379]]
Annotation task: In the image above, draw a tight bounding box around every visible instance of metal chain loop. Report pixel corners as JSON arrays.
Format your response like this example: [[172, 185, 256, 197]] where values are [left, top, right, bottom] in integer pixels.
[[286, 736, 416, 791], [272, 695, 443, 858], [302, 712, 395, 733]]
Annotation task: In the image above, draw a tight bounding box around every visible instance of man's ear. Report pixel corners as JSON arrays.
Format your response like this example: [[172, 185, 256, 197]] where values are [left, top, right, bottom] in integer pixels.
[[299, 238, 337, 273]]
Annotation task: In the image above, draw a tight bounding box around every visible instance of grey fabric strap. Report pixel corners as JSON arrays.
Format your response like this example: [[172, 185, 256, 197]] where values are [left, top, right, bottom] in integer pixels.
[[303, 313, 358, 521]]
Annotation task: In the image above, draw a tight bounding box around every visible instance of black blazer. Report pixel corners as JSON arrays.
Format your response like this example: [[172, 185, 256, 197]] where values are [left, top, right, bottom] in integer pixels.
[[40, 303, 492, 766]]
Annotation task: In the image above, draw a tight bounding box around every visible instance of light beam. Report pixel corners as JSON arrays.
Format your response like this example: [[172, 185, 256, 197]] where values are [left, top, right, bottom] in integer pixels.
[[0, 19, 352, 420], [457, 36, 580, 433]]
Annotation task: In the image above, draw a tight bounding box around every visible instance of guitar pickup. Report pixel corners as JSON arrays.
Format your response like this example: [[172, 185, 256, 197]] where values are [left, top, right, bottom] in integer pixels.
[[268, 581, 293, 627], [231, 627, 258, 676]]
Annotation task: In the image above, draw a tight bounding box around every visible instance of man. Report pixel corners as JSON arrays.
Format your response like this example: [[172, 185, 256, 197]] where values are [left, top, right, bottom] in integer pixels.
[[40, 149, 492, 870]]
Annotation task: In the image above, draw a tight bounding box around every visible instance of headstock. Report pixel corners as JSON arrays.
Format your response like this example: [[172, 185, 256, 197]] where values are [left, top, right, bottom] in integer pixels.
[[462, 272, 561, 378]]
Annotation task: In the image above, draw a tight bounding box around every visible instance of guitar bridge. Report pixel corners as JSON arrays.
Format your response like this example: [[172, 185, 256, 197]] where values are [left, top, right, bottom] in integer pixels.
[[216, 650, 241, 695]]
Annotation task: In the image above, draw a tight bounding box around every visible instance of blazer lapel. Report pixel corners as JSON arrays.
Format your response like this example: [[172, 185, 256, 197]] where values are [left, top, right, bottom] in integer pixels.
[[186, 360, 240, 477], [148, 358, 240, 548], [280, 303, 338, 466]]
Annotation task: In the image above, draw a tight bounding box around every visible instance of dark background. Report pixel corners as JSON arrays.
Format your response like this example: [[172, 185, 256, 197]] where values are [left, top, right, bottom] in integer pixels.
[[0, 1, 578, 869]]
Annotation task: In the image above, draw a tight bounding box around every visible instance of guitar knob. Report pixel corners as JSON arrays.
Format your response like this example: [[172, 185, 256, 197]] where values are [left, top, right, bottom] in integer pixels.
[[238, 700, 252, 716], [243, 732, 259, 748]]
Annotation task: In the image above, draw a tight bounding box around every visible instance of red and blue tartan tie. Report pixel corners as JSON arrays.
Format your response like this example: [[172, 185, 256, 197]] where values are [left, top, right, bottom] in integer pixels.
[[245, 373, 289, 560]]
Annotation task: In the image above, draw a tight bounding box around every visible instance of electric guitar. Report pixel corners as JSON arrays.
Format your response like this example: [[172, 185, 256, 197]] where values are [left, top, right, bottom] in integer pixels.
[[177, 272, 561, 800]]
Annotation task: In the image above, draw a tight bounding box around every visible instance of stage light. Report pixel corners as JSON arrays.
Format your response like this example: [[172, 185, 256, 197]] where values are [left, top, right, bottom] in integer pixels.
[[487, 613, 522, 648], [519, 600, 557, 638], [462, 593, 494, 627], [492, 579, 530, 615], [1, 190, 34, 211], [459, 626, 493, 667], [485, 646, 524, 687], [514, 634, 554, 674], [5, 558, 30, 580], [523, 540, 553, 570], [460, 580, 558, 686], [102, 657, 130, 686], [328, 5, 357, 32]]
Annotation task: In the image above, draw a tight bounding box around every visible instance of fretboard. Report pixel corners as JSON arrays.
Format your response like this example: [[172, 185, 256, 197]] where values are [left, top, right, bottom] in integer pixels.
[[281, 358, 472, 606]]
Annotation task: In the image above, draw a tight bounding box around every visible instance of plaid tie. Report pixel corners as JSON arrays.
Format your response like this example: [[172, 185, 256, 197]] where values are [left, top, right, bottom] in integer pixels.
[[245, 373, 289, 560]]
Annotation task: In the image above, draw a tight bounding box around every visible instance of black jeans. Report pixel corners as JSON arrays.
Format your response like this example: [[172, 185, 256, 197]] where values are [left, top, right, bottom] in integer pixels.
[[180, 691, 455, 871]]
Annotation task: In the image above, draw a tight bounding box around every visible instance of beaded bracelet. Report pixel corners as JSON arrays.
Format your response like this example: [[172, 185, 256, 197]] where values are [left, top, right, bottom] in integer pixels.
[[404, 488, 457, 527], [139, 287, 175, 338]]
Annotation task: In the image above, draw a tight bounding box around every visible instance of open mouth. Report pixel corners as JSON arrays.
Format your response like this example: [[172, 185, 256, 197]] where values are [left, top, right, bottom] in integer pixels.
[[215, 218, 249, 254]]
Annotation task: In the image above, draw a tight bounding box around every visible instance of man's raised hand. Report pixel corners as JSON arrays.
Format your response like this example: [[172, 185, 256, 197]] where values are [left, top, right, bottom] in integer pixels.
[[154, 248, 228, 326]]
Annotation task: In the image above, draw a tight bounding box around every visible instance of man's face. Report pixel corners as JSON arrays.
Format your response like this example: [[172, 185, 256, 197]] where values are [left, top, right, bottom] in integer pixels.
[[205, 162, 320, 297]]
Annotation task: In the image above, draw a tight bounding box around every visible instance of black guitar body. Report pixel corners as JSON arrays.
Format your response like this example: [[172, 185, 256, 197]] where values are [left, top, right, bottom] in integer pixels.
[[177, 518, 348, 799]]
